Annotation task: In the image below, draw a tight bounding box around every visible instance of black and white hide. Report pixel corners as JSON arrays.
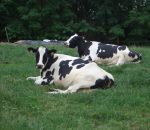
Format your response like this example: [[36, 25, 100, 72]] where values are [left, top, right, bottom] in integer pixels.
[[27, 46, 114, 94], [64, 34, 142, 66]]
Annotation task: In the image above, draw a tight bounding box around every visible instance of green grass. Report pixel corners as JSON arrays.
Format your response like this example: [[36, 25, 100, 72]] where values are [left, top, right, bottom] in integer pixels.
[[0, 43, 150, 130]]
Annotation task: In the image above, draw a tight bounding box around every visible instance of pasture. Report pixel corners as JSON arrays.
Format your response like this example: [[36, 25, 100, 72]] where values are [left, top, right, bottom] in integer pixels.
[[0, 43, 150, 130]]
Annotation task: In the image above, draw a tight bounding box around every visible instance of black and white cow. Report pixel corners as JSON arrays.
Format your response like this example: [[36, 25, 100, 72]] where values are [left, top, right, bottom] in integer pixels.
[[64, 34, 142, 66], [27, 46, 114, 94]]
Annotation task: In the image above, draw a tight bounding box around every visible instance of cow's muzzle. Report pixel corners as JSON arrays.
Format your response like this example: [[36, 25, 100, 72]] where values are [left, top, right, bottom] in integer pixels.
[[36, 64, 43, 69], [64, 42, 69, 47]]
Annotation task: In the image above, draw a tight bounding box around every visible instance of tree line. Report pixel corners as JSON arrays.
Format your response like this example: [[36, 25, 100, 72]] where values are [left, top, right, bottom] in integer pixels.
[[0, 0, 150, 45]]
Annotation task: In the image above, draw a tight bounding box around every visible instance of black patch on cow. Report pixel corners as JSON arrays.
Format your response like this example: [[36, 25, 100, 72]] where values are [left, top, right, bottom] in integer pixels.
[[76, 64, 85, 69], [72, 59, 90, 69], [35, 51, 40, 64], [96, 44, 118, 59], [129, 51, 142, 62], [72, 59, 89, 65], [41, 56, 58, 76], [42, 69, 55, 85], [118, 45, 127, 51], [90, 76, 114, 89], [88, 56, 92, 61], [69, 36, 85, 48], [68, 36, 92, 57], [78, 41, 92, 57], [59, 60, 72, 80], [128, 51, 135, 58], [42, 51, 48, 65]]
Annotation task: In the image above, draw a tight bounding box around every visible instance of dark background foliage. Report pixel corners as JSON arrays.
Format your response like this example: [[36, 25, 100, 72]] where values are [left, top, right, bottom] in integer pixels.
[[0, 0, 150, 45]]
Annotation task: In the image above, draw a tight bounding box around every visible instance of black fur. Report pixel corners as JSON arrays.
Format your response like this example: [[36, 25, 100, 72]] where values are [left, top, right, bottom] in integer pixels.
[[72, 59, 89, 66], [35, 51, 40, 64], [90, 76, 114, 89], [68, 36, 92, 57], [41, 56, 58, 76], [42, 69, 55, 85], [128, 51, 142, 62], [96, 44, 118, 59], [59, 60, 73, 80], [118, 45, 127, 51]]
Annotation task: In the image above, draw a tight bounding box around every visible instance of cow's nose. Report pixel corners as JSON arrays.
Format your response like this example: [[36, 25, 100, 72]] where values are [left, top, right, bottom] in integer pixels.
[[36, 64, 43, 69], [64, 42, 68, 46]]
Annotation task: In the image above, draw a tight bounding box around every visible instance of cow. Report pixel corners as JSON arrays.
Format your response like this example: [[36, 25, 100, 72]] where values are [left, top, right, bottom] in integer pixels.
[[64, 34, 142, 66], [27, 46, 114, 94]]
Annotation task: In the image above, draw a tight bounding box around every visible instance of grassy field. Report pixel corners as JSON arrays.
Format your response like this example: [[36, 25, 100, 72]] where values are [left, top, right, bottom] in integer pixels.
[[0, 43, 150, 130]]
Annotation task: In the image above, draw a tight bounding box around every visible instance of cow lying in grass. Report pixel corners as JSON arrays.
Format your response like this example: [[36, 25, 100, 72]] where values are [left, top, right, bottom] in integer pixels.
[[27, 46, 114, 94], [64, 34, 142, 66]]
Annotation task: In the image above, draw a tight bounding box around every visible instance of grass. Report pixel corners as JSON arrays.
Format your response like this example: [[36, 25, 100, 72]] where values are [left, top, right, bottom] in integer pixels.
[[0, 43, 150, 130]]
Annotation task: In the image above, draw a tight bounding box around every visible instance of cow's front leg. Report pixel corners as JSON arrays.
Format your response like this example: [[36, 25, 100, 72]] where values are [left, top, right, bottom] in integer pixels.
[[26, 76, 41, 81]]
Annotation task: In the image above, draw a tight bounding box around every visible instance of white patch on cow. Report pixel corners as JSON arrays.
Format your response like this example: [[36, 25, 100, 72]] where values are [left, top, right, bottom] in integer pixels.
[[65, 34, 78, 46], [37, 46, 46, 67]]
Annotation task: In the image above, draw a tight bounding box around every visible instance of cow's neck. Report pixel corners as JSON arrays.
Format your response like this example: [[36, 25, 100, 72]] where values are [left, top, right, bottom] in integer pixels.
[[77, 42, 85, 57], [77, 41, 92, 57], [41, 56, 58, 76]]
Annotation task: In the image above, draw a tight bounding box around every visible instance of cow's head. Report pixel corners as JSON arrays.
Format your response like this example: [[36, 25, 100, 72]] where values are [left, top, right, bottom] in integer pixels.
[[64, 34, 85, 48], [28, 46, 56, 69], [128, 51, 142, 63]]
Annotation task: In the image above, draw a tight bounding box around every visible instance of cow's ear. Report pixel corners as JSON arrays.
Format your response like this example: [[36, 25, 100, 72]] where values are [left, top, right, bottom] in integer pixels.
[[27, 47, 37, 53], [48, 49, 57, 55]]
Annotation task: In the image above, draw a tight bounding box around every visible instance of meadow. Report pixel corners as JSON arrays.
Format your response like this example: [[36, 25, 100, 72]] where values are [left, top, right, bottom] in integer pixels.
[[0, 43, 150, 130]]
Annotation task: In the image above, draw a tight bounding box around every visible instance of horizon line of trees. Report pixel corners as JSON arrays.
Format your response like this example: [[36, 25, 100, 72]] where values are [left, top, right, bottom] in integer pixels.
[[0, 0, 150, 45]]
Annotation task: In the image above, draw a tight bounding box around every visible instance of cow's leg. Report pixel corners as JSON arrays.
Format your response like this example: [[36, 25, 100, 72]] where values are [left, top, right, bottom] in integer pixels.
[[26, 76, 41, 81], [35, 77, 54, 85], [116, 54, 125, 66], [48, 82, 94, 94]]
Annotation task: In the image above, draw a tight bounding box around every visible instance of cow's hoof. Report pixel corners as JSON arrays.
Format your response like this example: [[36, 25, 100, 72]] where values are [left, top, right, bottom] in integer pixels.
[[26, 77, 32, 80]]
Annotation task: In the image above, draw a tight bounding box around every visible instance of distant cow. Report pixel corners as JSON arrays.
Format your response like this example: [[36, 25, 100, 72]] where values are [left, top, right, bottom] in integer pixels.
[[27, 46, 114, 94], [64, 34, 142, 66]]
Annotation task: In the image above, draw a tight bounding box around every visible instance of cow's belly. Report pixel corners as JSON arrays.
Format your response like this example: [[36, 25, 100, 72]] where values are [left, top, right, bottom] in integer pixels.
[[54, 78, 72, 88]]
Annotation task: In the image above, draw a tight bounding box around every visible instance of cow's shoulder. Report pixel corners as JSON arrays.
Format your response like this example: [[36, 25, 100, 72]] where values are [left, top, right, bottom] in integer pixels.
[[59, 60, 73, 80]]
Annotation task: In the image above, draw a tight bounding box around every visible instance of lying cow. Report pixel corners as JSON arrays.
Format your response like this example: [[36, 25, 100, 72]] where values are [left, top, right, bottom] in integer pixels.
[[64, 34, 142, 66], [27, 46, 114, 94]]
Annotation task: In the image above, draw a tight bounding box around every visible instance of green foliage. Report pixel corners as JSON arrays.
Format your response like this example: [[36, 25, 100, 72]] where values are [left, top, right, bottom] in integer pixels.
[[0, 0, 150, 45], [109, 25, 125, 40], [0, 44, 150, 130]]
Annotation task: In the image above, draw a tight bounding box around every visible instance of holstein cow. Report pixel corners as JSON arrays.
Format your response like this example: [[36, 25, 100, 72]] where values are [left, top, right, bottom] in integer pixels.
[[27, 46, 114, 94], [64, 34, 142, 66]]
